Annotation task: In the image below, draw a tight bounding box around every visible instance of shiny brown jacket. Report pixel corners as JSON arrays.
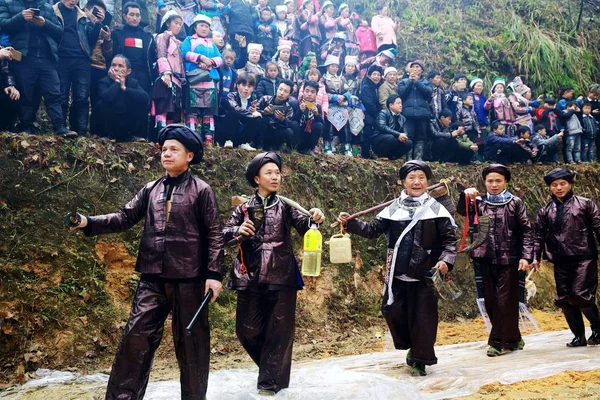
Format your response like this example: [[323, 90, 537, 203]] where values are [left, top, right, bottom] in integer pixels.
[[457, 193, 534, 265], [345, 204, 457, 281], [85, 170, 225, 279], [534, 194, 600, 261], [223, 194, 312, 289]]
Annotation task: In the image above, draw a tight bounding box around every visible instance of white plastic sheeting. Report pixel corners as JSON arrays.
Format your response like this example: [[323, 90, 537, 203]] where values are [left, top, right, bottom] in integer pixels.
[[2, 328, 600, 399]]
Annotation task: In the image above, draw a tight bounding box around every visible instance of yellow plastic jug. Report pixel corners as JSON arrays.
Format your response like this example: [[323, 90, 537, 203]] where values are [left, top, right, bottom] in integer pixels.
[[301, 224, 322, 276], [329, 233, 352, 264]]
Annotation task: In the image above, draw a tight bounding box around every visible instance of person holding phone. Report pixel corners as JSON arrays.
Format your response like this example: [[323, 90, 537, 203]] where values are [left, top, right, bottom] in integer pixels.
[[0, 45, 20, 131], [219, 73, 261, 150], [0, 0, 74, 135], [255, 79, 295, 151], [52, 0, 104, 136]]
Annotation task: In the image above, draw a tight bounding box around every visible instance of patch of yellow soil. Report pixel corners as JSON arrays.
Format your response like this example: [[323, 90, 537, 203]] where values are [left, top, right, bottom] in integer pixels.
[[94, 241, 137, 307]]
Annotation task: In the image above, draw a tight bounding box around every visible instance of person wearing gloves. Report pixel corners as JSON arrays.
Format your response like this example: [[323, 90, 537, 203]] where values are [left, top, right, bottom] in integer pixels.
[[338, 161, 457, 377], [533, 168, 600, 348], [458, 164, 534, 357], [223, 152, 325, 395], [70, 124, 225, 400]]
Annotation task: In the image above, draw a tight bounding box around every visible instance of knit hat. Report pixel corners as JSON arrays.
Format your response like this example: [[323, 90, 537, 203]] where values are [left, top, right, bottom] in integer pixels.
[[191, 13, 212, 29], [322, 54, 340, 67], [491, 78, 506, 94], [275, 5, 287, 13], [247, 43, 263, 54], [379, 48, 397, 61], [345, 55, 359, 66], [338, 2, 348, 14], [157, 124, 204, 165], [160, 10, 182, 33], [246, 152, 283, 187], [409, 59, 424, 70], [384, 67, 397, 77], [367, 64, 384, 77], [470, 78, 483, 89]]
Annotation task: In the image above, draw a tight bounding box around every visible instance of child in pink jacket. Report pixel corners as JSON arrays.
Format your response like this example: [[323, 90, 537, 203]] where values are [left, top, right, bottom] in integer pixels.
[[355, 20, 377, 61]]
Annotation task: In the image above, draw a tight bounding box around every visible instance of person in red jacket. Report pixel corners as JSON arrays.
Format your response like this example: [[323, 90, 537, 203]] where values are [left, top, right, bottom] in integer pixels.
[[71, 124, 225, 400]]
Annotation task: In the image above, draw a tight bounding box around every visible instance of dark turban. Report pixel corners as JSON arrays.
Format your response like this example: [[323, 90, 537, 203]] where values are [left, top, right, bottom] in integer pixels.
[[246, 152, 282, 187], [482, 164, 511, 182], [544, 168, 575, 185], [367, 64, 384, 77], [157, 124, 204, 165], [399, 160, 432, 181]]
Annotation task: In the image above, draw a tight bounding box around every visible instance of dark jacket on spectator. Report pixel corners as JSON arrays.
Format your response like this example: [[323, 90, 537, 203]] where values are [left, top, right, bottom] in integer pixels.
[[531, 131, 561, 149], [111, 24, 156, 78], [541, 107, 560, 135], [97, 75, 150, 111], [458, 192, 534, 265], [85, 169, 225, 279], [256, 95, 293, 128], [52, 3, 101, 58], [0, 49, 16, 88], [374, 109, 405, 138], [0, 0, 63, 61], [484, 133, 516, 160], [224, 91, 258, 122], [534, 193, 600, 262], [225, 0, 257, 39], [397, 76, 433, 119], [254, 76, 280, 99], [456, 105, 480, 132], [359, 76, 381, 124]]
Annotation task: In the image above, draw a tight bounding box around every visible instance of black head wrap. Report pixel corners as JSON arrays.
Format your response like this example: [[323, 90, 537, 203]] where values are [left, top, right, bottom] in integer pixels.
[[367, 64, 384, 77], [246, 152, 282, 187], [544, 168, 575, 185], [157, 124, 204, 164], [399, 160, 432, 181], [482, 164, 511, 182]]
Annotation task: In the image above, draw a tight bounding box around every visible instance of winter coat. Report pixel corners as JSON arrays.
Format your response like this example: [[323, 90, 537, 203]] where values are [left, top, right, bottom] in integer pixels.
[[445, 88, 468, 119], [562, 109, 583, 135], [531, 132, 560, 149], [224, 91, 257, 122], [254, 76, 280, 99], [484, 133, 517, 160], [52, 3, 101, 58], [457, 193, 534, 265], [297, 80, 329, 115], [346, 201, 457, 281], [378, 80, 396, 109], [430, 86, 446, 119], [582, 115, 599, 139], [374, 109, 405, 138], [471, 92, 489, 127], [534, 194, 600, 262], [541, 107, 560, 134], [456, 105, 480, 132], [484, 95, 516, 125], [84, 170, 225, 280], [370, 14, 396, 49], [225, 0, 257, 38], [255, 19, 279, 58], [397, 76, 433, 119], [256, 95, 293, 128], [96, 75, 150, 112], [359, 76, 381, 124], [354, 25, 376, 55], [430, 118, 473, 149], [155, 31, 185, 87], [224, 193, 312, 289], [0, 0, 62, 61], [111, 25, 156, 78]]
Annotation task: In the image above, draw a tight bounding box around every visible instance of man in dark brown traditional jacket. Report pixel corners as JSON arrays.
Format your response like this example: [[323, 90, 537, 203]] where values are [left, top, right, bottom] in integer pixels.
[[338, 161, 457, 377], [458, 164, 533, 357], [223, 152, 325, 395], [533, 168, 600, 347], [71, 124, 225, 400]]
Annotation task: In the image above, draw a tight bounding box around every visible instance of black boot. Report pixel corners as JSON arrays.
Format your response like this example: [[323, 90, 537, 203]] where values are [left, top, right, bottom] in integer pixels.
[[582, 304, 600, 345], [563, 307, 587, 347]]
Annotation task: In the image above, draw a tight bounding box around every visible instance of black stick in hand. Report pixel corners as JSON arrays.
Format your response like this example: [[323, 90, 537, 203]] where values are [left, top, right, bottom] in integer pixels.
[[185, 289, 213, 335]]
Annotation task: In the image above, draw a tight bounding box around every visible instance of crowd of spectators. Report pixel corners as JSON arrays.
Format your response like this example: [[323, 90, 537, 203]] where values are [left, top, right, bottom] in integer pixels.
[[0, 0, 599, 164]]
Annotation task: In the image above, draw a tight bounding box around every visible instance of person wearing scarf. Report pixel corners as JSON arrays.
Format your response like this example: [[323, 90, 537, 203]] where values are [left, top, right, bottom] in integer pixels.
[[338, 161, 457, 376], [533, 168, 600, 347], [223, 152, 325, 395], [458, 164, 534, 357], [70, 125, 225, 399]]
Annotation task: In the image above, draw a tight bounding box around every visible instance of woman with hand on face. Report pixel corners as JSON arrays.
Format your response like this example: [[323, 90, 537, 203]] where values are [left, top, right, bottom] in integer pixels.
[[458, 164, 534, 357], [153, 10, 186, 129], [338, 161, 457, 377]]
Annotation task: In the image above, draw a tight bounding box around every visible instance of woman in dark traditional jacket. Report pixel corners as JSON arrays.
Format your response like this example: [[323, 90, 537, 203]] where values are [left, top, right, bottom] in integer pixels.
[[223, 152, 325, 395], [533, 168, 600, 347], [359, 64, 383, 158], [458, 164, 534, 357], [338, 161, 457, 376]]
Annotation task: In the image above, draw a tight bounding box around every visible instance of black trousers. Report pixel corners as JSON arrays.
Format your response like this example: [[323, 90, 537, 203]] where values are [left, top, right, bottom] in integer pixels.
[[404, 117, 429, 160], [14, 55, 64, 132], [215, 113, 262, 147], [431, 138, 473, 164], [94, 102, 148, 141], [382, 280, 439, 365], [89, 67, 106, 135], [58, 57, 92, 135], [479, 262, 521, 350], [0, 89, 18, 131], [105, 277, 210, 400], [371, 134, 413, 159], [259, 121, 295, 151], [236, 289, 297, 393], [291, 120, 323, 152]]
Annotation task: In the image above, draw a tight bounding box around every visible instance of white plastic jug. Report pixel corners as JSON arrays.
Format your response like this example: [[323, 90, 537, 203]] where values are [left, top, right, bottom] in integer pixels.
[[329, 233, 352, 264]]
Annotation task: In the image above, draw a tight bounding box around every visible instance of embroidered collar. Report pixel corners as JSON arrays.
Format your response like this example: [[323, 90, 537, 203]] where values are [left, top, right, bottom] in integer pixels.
[[485, 190, 514, 205]]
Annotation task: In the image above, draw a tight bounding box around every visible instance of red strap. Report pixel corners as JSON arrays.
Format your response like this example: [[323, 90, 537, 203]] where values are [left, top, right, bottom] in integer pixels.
[[473, 198, 479, 225], [238, 203, 250, 275], [458, 198, 470, 252]]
